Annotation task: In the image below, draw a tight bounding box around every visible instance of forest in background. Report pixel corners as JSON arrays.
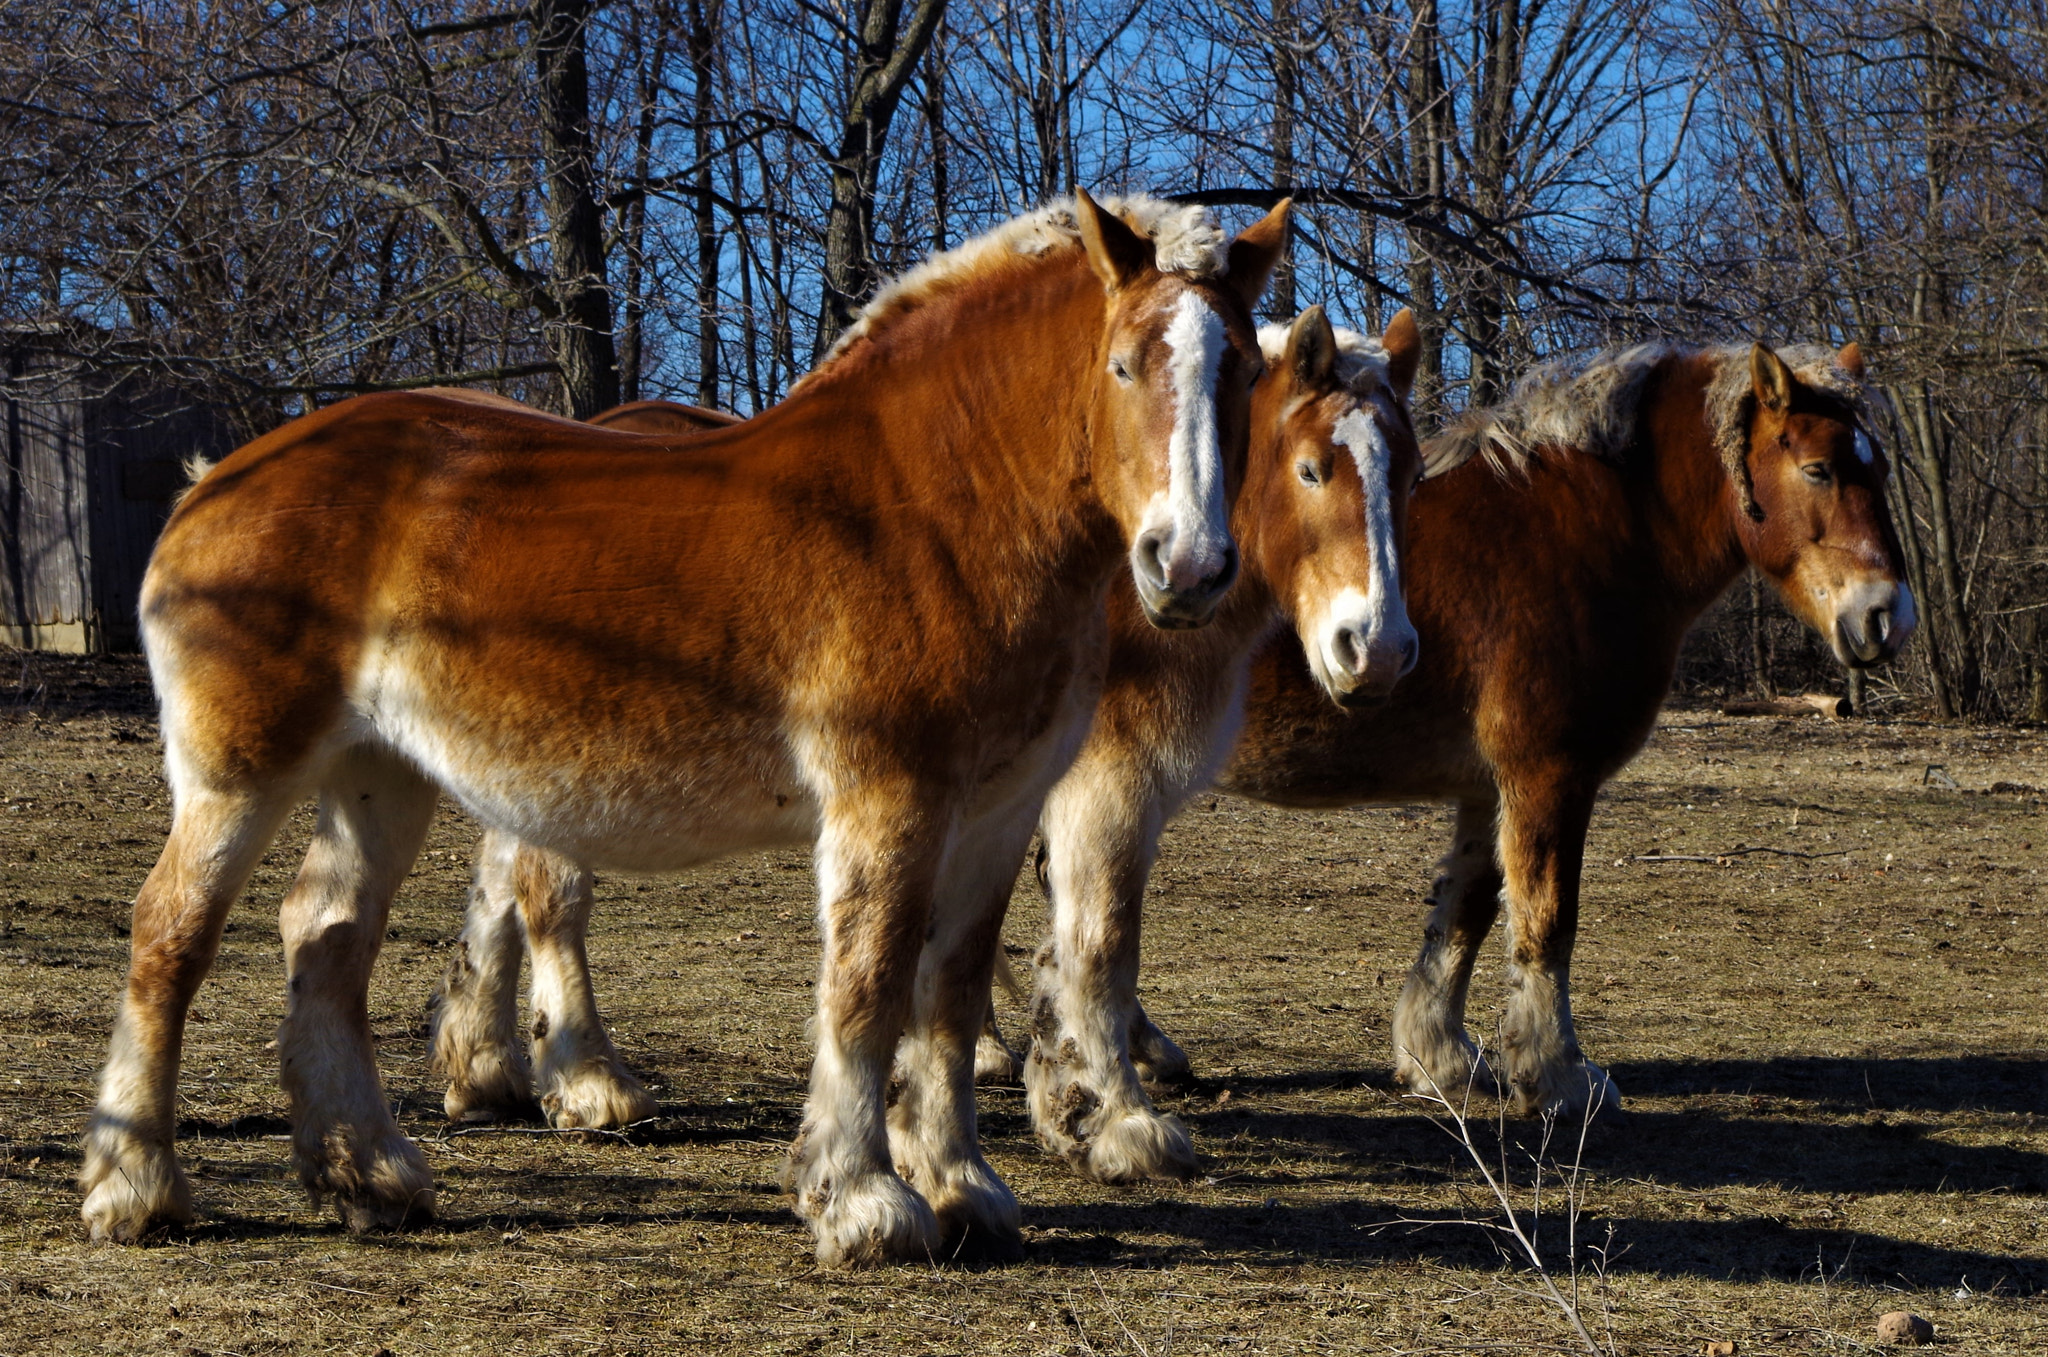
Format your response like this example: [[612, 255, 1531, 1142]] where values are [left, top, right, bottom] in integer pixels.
[[2, 0, 2043, 719]]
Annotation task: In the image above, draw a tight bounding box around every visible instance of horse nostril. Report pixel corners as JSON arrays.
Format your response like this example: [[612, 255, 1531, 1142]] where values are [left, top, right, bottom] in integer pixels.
[[1331, 626, 1362, 677], [1398, 633, 1419, 672], [1204, 545, 1240, 596], [1135, 530, 1170, 590], [1870, 607, 1892, 646]]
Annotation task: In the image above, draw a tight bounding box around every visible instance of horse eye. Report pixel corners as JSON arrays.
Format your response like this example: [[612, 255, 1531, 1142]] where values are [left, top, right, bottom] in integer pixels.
[[1801, 462, 1833, 485], [1297, 460, 1323, 487], [1108, 356, 1134, 385]]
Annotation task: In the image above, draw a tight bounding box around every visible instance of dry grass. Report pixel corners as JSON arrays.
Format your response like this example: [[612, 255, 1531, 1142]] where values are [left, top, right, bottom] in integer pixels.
[[2, 652, 2042, 1355]]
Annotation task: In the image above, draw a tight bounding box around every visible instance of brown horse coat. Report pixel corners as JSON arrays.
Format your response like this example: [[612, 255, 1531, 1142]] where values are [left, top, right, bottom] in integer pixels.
[[79, 192, 1288, 1265], [1100, 342, 1913, 1142]]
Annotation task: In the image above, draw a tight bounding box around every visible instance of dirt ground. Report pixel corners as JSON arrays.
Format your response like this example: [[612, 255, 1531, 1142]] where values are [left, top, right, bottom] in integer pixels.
[[1, 651, 2042, 1356]]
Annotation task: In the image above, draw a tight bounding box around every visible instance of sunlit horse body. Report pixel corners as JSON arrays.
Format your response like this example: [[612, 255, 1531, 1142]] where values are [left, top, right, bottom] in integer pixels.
[[1025, 342, 1915, 1179], [80, 192, 1290, 1265], [427, 305, 1429, 1146]]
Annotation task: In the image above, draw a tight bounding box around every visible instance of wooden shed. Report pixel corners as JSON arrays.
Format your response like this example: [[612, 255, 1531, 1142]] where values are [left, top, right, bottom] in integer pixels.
[[2, 349, 233, 652]]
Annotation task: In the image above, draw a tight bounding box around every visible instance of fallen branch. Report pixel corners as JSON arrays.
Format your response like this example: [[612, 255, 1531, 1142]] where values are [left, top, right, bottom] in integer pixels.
[[1721, 694, 1850, 718], [1623, 845, 1852, 864]]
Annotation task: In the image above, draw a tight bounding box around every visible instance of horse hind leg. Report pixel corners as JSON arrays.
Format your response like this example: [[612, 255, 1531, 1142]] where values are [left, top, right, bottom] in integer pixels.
[[276, 744, 440, 1232], [429, 828, 537, 1123], [517, 842, 658, 1130], [1127, 1002, 1192, 1087], [972, 960, 1023, 1086], [1393, 796, 1504, 1100], [82, 783, 300, 1242]]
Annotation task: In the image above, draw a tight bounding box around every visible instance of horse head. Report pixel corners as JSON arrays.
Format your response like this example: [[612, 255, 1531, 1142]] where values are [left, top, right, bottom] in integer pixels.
[[1737, 341, 1916, 668], [1242, 305, 1424, 706], [1074, 190, 1289, 629]]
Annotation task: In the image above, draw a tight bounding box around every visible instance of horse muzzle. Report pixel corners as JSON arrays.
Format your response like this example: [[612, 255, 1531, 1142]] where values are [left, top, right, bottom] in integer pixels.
[[1316, 606, 1419, 707], [1831, 579, 1917, 668], [1133, 528, 1239, 630]]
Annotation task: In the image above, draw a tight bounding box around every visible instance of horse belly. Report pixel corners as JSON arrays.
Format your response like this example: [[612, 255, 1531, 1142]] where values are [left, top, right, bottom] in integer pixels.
[[350, 646, 818, 872]]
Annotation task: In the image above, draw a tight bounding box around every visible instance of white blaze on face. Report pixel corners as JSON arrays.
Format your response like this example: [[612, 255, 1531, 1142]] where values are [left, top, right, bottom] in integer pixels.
[[1320, 398, 1418, 690], [1149, 291, 1232, 591]]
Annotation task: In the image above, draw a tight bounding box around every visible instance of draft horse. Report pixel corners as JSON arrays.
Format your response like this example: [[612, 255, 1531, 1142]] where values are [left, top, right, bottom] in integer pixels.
[[1025, 341, 1915, 1181], [80, 191, 1289, 1265], [425, 306, 1429, 1145]]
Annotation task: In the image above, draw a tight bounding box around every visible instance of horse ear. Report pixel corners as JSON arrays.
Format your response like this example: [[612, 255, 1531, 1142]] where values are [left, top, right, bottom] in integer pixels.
[[1381, 307, 1422, 398], [1836, 341, 1866, 378], [1283, 305, 1337, 387], [1751, 342, 1795, 413], [1225, 198, 1292, 308], [1075, 188, 1152, 293]]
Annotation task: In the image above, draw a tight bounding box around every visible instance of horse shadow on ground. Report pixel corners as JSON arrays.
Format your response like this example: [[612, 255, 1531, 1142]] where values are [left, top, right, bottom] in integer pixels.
[[1019, 1196, 2044, 1292], [1609, 1054, 2047, 1115]]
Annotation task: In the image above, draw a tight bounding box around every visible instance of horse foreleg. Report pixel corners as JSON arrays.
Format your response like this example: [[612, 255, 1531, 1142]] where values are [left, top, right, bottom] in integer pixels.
[[276, 745, 439, 1232], [518, 842, 659, 1130], [82, 784, 295, 1241], [1495, 776, 1621, 1120], [1025, 761, 1194, 1184], [783, 789, 945, 1267], [887, 815, 1033, 1259], [1392, 796, 1503, 1100], [430, 829, 535, 1123]]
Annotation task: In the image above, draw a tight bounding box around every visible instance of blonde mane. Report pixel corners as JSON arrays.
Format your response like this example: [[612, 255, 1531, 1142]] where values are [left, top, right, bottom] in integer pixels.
[[793, 195, 1233, 394], [1254, 322, 1393, 399], [1426, 343, 1882, 506]]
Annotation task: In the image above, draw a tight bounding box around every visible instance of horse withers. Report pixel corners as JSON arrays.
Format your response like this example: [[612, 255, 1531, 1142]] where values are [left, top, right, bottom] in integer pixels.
[[1095, 341, 1912, 1137], [80, 191, 1288, 1266]]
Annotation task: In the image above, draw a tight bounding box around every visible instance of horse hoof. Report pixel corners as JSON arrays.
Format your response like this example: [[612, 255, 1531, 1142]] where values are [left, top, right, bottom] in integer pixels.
[[542, 1061, 659, 1130], [79, 1127, 192, 1244], [803, 1170, 941, 1268]]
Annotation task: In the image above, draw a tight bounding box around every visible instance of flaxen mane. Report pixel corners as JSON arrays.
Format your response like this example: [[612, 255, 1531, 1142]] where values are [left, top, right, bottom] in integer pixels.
[[1254, 323, 1392, 397], [794, 196, 1232, 393], [1426, 343, 1882, 509]]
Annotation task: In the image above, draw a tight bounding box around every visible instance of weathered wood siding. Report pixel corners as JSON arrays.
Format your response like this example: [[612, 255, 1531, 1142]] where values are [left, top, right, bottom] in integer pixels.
[[3, 353, 232, 652]]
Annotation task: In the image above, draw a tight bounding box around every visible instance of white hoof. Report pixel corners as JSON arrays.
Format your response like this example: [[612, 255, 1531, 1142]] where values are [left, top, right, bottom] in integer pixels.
[[293, 1126, 437, 1232], [799, 1169, 941, 1268], [79, 1123, 192, 1243], [542, 1060, 659, 1131], [1511, 1058, 1622, 1122], [973, 1029, 1022, 1086], [1393, 1036, 1497, 1103], [1129, 1017, 1192, 1087], [440, 1048, 538, 1124], [1072, 1106, 1195, 1184], [918, 1155, 1024, 1260]]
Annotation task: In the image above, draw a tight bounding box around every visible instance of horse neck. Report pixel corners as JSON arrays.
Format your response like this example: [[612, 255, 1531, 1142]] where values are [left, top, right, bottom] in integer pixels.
[[800, 264, 1121, 583], [1639, 355, 1751, 624]]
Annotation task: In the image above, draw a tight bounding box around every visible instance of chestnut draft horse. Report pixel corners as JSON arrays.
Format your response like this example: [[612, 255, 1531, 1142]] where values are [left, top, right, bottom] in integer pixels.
[[80, 191, 1290, 1266], [425, 307, 1429, 1141], [1021, 341, 1915, 1180]]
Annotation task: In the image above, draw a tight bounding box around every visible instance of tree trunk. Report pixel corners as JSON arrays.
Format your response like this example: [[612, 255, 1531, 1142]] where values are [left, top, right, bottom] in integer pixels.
[[533, 0, 619, 418], [813, 0, 950, 359], [687, 0, 723, 408], [1267, 0, 1297, 321]]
